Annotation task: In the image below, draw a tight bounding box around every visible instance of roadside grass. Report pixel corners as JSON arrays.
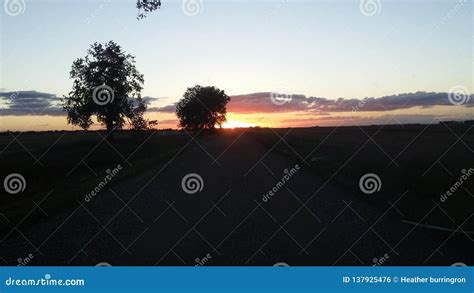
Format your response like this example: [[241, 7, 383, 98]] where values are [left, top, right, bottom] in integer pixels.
[[0, 130, 193, 229], [250, 124, 474, 225]]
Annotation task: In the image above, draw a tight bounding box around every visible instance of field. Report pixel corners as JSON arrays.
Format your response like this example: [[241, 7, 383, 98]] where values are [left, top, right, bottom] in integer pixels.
[[250, 124, 474, 225], [0, 125, 473, 266], [0, 131, 192, 226]]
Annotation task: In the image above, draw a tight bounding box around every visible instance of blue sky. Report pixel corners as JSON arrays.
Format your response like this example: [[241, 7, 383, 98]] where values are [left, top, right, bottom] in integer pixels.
[[0, 0, 472, 130], [2, 0, 472, 98]]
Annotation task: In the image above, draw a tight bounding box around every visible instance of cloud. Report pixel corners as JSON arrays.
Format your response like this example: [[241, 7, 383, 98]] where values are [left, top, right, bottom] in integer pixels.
[[308, 92, 474, 112], [228, 93, 309, 113], [0, 90, 63, 116], [2, 90, 473, 117], [148, 103, 177, 113], [149, 93, 312, 113], [142, 96, 162, 105], [152, 91, 473, 114], [0, 91, 165, 116]]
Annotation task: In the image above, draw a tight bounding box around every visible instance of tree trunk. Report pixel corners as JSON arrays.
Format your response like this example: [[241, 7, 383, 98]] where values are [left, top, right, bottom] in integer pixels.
[[106, 118, 115, 142]]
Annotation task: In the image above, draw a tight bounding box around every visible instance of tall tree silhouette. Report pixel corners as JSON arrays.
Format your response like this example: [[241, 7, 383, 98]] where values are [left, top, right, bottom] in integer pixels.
[[176, 85, 230, 130], [63, 41, 148, 139], [136, 0, 161, 19]]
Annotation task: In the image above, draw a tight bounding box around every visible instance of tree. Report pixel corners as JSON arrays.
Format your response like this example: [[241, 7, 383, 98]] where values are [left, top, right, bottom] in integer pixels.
[[136, 0, 161, 19], [176, 85, 230, 130], [63, 41, 149, 139]]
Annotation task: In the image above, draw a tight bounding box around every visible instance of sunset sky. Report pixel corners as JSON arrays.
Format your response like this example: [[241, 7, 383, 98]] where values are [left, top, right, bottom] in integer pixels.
[[0, 0, 472, 131]]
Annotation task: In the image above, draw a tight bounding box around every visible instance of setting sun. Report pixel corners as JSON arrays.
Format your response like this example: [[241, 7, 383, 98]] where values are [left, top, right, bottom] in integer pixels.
[[222, 119, 256, 129]]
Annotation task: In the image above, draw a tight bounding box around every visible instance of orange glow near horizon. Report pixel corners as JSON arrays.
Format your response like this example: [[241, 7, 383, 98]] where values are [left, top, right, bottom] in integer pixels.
[[0, 106, 472, 131], [222, 119, 256, 129]]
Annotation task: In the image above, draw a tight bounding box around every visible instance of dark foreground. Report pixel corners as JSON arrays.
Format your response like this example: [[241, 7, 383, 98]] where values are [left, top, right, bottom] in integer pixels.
[[0, 125, 473, 266]]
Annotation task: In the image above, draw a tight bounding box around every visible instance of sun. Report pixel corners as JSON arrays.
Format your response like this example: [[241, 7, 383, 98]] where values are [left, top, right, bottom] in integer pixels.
[[222, 119, 255, 129]]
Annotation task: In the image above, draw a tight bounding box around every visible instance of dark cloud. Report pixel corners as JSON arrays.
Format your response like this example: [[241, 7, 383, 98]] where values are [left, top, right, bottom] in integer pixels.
[[308, 92, 474, 112], [228, 93, 309, 113], [151, 91, 473, 114], [148, 103, 177, 113], [142, 96, 162, 105], [0, 90, 63, 116], [2, 90, 472, 117], [150, 93, 310, 113], [227, 91, 474, 114], [0, 91, 165, 116]]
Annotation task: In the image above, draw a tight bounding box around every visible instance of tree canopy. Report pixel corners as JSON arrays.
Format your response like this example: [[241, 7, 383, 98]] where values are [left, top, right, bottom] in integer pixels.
[[62, 41, 149, 135], [176, 85, 230, 130]]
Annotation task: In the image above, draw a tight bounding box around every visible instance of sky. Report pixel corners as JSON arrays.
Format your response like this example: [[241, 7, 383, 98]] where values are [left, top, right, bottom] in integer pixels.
[[0, 0, 473, 130]]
